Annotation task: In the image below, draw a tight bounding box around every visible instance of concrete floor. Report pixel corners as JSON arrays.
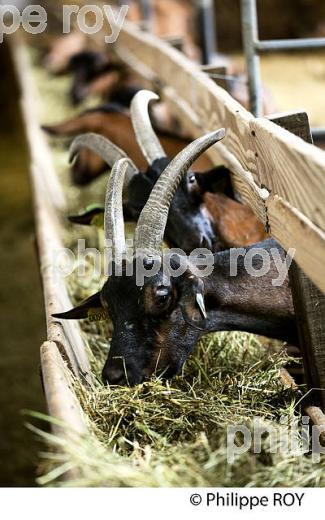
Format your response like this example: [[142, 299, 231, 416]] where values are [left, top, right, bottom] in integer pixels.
[[0, 41, 46, 486]]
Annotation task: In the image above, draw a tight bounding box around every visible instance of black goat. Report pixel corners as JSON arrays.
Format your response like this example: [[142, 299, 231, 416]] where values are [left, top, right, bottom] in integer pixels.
[[66, 90, 265, 252], [66, 90, 226, 252], [68, 50, 127, 106], [54, 132, 297, 386]]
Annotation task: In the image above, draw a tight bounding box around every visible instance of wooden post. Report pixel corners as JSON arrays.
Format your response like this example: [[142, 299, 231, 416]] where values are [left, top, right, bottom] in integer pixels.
[[201, 64, 230, 92], [162, 36, 184, 53], [269, 111, 325, 410]]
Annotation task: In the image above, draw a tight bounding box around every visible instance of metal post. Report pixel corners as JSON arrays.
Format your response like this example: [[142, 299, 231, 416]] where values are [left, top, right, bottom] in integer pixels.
[[139, 0, 153, 31], [311, 128, 325, 141], [241, 0, 263, 117], [196, 0, 217, 65]]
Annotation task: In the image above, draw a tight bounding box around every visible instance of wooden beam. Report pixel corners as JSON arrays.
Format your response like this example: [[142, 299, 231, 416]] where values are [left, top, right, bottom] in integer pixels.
[[10, 38, 92, 383], [40, 341, 88, 481], [161, 88, 325, 292], [269, 111, 325, 410], [111, 19, 325, 293], [266, 194, 325, 293], [201, 65, 230, 92], [162, 36, 184, 53], [114, 17, 325, 221], [290, 264, 325, 409], [40, 341, 87, 437], [250, 116, 325, 230]]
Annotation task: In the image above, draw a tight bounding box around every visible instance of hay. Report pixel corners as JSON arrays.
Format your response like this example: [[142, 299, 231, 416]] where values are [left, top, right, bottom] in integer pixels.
[[33, 319, 325, 487], [29, 50, 325, 488]]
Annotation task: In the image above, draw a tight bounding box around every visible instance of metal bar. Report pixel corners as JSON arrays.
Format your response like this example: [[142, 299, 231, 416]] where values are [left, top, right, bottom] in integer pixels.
[[256, 37, 325, 53], [311, 128, 325, 140], [240, 0, 263, 116], [196, 0, 217, 65], [139, 0, 153, 31]]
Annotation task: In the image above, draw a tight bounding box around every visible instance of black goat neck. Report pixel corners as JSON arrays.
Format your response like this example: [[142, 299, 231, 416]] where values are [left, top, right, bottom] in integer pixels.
[[201, 239, 297, 344]]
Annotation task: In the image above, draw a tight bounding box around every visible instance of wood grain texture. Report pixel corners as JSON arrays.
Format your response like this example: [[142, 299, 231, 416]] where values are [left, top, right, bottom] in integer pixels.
[[266, 194, 325, 292], [290, 262, 325, 409], [112, 19, 325, 292], [250, 116, 325, 229], [40, 341, 87, 436], [270, 111, 325, 411], [201, 65, 230, 91], [10, 38, 92, 382], [10, 39, 66, 213], [40, 341, 88, 480]]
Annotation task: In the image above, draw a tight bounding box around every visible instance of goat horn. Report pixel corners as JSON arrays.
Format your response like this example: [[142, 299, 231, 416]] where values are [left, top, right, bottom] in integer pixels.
[[134, 128, 226, 255], [130, 90, 166, 164], [104, 158, 131, 262], [69, 133, 138, 185]]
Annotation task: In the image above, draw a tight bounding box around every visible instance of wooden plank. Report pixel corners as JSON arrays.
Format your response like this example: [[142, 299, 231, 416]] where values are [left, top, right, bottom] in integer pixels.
[[114, 17, 325, 224], [40, 341, 88, 481], [111, 19, 325, 293], [201, 65, 230, 92], [250, 116, 325, 230], [114, 18, 253, 168], [40, 341, 87, 437], [266, 194, 325, 293], [34, 190, 93, 382], [269, 111, 325, 410], [163, 88, 325, 292], [10, 38, 92, 382], [290, 262, 325, 409], [10, 38, 66, 213]]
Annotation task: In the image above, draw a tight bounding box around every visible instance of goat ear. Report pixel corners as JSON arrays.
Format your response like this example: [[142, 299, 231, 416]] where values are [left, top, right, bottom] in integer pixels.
[[195, 165, 233, 196], [52, 292, 107, 321], [41, 112, 90, 137], [68, 205, 104, 228], [179, 277, 207, 331]]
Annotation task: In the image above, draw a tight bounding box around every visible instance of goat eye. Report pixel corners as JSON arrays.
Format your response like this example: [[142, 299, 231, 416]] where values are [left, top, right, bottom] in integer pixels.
[[155, 287, 170, 303], [152, 286, 173, 313], [188, 174, 196, 185], [143, 283, 174, 316]]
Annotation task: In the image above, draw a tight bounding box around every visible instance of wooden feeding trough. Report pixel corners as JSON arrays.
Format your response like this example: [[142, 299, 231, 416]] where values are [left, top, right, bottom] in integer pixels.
[[8, 14, 325, 473]]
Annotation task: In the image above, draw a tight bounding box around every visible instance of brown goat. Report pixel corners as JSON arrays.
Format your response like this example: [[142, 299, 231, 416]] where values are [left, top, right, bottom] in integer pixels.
[[42, 104, 212, 184], [204, 192, 267, 247]]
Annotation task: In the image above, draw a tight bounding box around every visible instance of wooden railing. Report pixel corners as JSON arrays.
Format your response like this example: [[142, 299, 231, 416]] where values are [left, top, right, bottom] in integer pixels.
[[113, 19, 325, 294]]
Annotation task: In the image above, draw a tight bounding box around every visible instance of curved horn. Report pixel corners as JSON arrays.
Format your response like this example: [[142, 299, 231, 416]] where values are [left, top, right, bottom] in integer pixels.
[[130, 90, 166, 164], [104, 158, 131, 262], [69, 133, 138, 185], [134, 128, 226, 254]]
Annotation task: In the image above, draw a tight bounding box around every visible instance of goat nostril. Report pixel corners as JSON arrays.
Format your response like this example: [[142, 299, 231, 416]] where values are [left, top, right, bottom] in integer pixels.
[[102, 367, 126, 386]]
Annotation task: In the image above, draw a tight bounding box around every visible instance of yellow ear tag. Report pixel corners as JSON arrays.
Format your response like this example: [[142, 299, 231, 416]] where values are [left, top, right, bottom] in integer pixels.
[[91, 212, 104, 229], [87, 309, 109, 322]]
